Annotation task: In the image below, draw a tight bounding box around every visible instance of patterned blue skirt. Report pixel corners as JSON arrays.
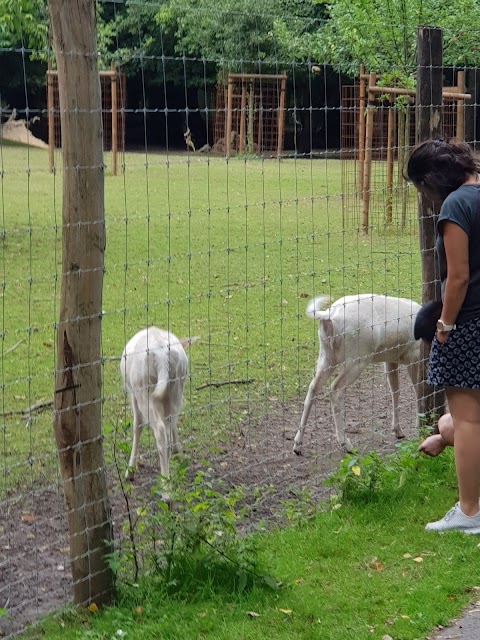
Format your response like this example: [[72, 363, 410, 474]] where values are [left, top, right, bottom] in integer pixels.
[[428, 316, 480, 388]]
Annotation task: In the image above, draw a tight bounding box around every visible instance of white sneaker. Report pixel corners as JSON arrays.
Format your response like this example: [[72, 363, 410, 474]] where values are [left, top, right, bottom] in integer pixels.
[[426, 503, 480, 534]]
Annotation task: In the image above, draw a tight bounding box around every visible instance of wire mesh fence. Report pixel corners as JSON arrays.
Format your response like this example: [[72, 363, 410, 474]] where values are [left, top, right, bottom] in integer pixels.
[[0, 1, 478, 634]]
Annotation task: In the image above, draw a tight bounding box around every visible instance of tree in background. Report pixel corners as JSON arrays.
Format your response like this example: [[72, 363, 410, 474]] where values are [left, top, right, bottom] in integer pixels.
[[154, 0, 324, 149], [155, 0, 322, 70], [275, 0, 480, 74], [0, 0, 47, 50]]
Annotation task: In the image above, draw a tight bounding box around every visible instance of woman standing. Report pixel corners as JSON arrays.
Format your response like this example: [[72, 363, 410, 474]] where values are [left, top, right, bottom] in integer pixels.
[[407, 138, 480, 533]]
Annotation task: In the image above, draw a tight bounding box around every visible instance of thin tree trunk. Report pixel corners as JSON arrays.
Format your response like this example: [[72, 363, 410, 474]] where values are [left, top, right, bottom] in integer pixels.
[[416, 26, 445, 426], [48, 0, 114, 606]]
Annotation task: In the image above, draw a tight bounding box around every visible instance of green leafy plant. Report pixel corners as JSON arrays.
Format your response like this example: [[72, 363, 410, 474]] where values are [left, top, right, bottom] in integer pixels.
[[110, 457, 277, 597], [276, 487, 319, 527], [325, 437, 452, 503], [325, 449, 392, 502]]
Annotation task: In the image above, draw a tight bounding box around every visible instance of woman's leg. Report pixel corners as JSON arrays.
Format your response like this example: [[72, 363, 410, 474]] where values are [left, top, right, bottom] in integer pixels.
[[447, 387, 480, 516]]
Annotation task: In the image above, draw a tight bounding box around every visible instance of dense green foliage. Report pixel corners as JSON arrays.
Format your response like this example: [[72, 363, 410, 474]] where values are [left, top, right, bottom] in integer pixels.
[[0, 0, 46, 50], [4, 0, 480, 91]]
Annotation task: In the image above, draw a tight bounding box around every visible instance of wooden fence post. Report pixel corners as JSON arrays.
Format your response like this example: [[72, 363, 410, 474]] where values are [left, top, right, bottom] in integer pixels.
[[111, 63, 118, 176], [48, 0, 114, 606], [416, 26, 445, 424], [225, 75, 234, 158], [362, 71, 376, 233], [47, 63, 55, 173], [358, 65, 366, 199]]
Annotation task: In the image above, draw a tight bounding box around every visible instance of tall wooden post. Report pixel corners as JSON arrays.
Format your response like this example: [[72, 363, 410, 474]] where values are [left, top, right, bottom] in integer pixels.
[[362, 72, 376, 233], [416, 26, 445, 423], [111, 64, 118, 176], [386, 96, 395, 224], [48, 0, 114, 606], [47, 65, 55, 173], [456, 70, 465, 143], [465, 68, 479, 149], [225, 75, 234, 158], [277, 75, 287, 157], [358, 65, 366, 198], [239, 81, 247, 154]]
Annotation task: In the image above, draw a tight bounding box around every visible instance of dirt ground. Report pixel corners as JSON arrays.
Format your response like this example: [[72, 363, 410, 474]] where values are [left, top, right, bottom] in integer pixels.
[[0, 367, 420, 637]]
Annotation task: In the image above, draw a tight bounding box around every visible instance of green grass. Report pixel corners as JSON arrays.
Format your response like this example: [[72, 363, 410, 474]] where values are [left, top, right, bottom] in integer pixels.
[[24, 450, 480, 640], [2, 145, 473, 640], [1, 146, 422, 493]]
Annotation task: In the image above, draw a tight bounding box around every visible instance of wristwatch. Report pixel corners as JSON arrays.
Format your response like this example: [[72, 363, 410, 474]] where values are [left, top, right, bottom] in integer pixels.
[[436, 319, 456, 332]]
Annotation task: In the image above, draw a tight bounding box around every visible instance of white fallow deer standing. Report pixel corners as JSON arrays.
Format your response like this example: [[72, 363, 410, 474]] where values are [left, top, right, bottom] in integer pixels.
[[293, 294, 423, 454], [121, 327, 198, 497]]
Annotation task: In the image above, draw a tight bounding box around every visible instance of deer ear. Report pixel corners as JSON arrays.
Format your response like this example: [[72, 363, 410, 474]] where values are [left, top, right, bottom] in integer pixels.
[[179, 336, 200, 349]]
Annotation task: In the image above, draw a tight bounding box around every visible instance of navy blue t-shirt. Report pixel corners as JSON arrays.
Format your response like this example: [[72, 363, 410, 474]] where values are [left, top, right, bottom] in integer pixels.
[[436, 184, 480, 324]]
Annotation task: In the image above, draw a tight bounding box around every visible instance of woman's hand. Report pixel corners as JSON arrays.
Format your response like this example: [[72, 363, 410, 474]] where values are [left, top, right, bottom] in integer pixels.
[[436, 330, 451, 344]]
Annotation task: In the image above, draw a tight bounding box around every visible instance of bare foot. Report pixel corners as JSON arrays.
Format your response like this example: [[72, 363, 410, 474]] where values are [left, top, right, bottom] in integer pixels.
[[418, 434, 447, 457]]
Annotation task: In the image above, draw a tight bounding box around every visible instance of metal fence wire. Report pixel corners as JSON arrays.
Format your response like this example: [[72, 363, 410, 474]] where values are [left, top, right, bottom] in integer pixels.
[[0, 3, 477, 635]]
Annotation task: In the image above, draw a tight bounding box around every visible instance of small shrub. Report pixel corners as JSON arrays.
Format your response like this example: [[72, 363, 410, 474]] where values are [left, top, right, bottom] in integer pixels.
[[276, 487, 319, 527], [110, 458, 275, 597], [325, 437, 455, 503]]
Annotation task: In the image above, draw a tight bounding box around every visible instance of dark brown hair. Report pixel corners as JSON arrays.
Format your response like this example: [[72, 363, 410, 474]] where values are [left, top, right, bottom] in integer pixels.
[[405, 138, 480, 201]]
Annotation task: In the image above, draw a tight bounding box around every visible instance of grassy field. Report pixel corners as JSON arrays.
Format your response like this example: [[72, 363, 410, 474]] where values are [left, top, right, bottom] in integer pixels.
[[1, 146, 422, 493], [4, 146, 477, 640]]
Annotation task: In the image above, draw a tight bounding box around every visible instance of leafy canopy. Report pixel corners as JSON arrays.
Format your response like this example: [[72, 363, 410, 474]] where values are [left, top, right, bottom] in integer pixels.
[[286, 0, 480, 74], [0, 0, 47, 50]]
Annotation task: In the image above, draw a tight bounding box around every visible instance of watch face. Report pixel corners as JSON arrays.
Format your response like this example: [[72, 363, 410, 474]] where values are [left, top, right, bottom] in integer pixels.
[[436, 320, 443, 331]]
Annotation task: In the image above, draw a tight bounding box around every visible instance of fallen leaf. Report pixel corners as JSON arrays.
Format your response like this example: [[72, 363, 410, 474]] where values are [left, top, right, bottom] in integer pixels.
[[414, 556, 424, 563], [88, 603, 98, 613], [134, 606, 143, 615], [383, 635, 394, 640], [246, 611, 260, 618], [293, 578, 303, 585], [198, 611, 207, 618], [351, 465, 361, 476], [279, 609, 293, 615], [403, 553, 412, 559], [372, 562, 384, 571], [21, 514, 35, 523]]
